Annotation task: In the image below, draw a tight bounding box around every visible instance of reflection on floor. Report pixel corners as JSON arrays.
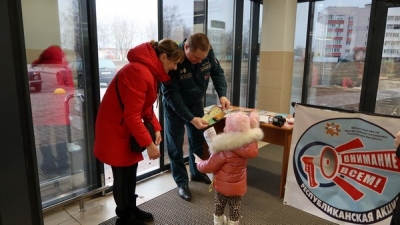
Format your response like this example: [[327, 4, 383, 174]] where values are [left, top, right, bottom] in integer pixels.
[[43, 141, 268, 225]]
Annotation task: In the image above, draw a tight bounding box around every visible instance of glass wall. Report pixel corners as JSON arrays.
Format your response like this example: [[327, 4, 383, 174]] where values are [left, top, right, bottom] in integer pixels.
[[207, 0, 234, 106], [14, 0, 400, 213], [375, 7, 400, 116], [163, 0, 197, 40], [207, 0, 261, 108], [239, 0, 251, 107], [22, 0, 99, 208], [160, 0, 260, 164], [161, 0, 199, 164], [302, 0, 372, 112], [297, 0, 400, 117], [20, 0, 263, 210], [291, 2, 309, 115], [254, 6, 263, 109], [95, 0, 159, 184]]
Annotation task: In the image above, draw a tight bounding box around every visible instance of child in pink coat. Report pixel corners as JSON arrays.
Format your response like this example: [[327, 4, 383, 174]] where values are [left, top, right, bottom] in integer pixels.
[[197, 111, 264, 225]]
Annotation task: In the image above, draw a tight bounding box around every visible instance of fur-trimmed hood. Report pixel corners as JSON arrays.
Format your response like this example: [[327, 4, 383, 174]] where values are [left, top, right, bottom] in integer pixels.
[[210, 127, 264, 154]]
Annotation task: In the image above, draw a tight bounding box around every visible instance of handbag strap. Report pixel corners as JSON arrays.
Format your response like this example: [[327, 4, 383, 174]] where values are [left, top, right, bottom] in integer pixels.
[[114, 73, 153, 122]]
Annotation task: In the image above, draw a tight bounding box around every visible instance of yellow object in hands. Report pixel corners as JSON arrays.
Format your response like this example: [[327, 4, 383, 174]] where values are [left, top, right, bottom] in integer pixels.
[[209, 180, 214, 192]]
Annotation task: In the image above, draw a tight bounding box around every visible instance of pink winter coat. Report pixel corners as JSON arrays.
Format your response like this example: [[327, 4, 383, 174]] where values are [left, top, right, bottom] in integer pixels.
[[197, 127, 263, 196], [94, 42, 170, 167]]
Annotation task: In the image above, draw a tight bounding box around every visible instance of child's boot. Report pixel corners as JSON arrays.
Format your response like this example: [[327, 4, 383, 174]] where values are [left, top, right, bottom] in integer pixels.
[[214, 214, 227, 225]]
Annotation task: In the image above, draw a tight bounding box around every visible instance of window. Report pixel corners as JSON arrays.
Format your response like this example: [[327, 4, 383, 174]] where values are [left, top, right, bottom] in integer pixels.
[[96, 0, 159, 183], [291, 2, 309, 114], [207, 0, 234, 106], [22, 0, 100, 208], [305, 0, 371, 111], [336, 15, 345, 20]]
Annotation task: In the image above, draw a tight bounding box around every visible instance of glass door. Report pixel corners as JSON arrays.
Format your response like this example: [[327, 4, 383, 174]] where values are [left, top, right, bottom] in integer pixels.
[[207, 0, 235, 106], [22, 0, 100, 208], [303, 0, 372, 111], [162, 0, 201, 163], [374, 7, 400, 116], [300, 0, 400, 116], [95, 0, 160, 185]]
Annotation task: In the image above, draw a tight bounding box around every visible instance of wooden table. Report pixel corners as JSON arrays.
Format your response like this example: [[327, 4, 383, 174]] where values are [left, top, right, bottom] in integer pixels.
[[209, 119, 293, 198]]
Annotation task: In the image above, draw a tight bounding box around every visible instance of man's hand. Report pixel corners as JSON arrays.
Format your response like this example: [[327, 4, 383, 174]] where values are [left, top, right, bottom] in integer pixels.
[[146, 143, 160, 160], [395, 131, 400, 147], [191, 117, 209, 130], [219, 96, 231, 110]]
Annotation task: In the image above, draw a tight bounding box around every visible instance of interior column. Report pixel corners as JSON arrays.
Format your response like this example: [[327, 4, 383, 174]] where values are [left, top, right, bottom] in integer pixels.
[[257, 0, 297, 114]]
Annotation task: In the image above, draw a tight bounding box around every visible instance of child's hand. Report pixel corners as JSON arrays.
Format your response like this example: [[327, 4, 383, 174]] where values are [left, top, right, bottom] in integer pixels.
[[193, 153, 202, 163]]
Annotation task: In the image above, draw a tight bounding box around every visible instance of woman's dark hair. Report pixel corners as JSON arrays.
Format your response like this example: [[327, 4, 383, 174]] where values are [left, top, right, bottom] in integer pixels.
[[150, 39, 184, 63]]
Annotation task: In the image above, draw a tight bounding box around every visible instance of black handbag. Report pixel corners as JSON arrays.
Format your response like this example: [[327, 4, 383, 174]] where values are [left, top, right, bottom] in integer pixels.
[[115, 74, 156, 152]]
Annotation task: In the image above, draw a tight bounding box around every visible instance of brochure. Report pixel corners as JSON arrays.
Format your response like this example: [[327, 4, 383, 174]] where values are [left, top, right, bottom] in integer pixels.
[[202, 105, 227, 126], [203, 126, 217, 148]]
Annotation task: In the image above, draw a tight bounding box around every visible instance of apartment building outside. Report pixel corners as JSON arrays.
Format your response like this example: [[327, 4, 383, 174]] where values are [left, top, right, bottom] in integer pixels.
[[314, 4, 370, 62]]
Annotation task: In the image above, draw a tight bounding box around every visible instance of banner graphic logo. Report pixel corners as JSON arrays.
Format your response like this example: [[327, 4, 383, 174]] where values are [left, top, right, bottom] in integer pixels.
[[293, 118, 400, 224]]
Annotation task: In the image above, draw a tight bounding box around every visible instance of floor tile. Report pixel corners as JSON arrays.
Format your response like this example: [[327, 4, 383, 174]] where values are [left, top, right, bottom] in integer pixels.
[[43, 209, 73, 225]]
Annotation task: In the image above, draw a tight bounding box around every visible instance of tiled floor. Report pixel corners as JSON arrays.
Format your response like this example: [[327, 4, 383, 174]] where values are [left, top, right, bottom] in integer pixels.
[[43, 141, 268, 225], [43, 169, 178, 225]]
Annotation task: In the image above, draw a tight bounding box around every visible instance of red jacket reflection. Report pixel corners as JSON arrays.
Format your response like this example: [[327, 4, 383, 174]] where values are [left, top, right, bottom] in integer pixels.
[[94, 43, 169, 167], [197, 127, 263, 196]]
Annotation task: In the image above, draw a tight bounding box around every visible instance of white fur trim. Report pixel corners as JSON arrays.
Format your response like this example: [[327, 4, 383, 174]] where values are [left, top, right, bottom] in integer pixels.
[[210, 128, 264, 153]]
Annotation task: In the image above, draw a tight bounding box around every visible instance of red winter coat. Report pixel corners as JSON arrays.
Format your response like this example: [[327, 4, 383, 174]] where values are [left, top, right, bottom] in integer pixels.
[[197, 128, 263, 196], [94, 43, 170, 167]]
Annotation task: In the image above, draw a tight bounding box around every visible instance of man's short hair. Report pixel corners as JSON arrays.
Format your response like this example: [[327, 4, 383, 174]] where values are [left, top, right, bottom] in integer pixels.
[[186, 33, 210, 52]]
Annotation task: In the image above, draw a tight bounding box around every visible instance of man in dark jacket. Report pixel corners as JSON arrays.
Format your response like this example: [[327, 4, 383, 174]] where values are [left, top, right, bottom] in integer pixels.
[[162, 33, 230, 201]]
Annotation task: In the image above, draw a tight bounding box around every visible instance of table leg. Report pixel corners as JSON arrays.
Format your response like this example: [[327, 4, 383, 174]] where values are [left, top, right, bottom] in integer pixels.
[[279, 131, 292, 198]]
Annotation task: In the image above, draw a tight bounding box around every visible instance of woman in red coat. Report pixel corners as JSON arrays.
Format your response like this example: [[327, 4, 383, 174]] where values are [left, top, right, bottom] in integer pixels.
[[197, 111, 263, 225], [94, 39, 184, 225]]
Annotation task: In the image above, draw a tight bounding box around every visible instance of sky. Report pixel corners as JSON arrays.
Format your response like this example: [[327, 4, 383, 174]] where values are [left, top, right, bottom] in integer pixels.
[[95, 0, 158, 23]]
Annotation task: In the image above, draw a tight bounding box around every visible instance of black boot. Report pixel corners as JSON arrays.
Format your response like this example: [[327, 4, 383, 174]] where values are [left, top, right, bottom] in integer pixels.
[[190, 173, 211, 184], [115, 215, 147, 225], [133, 206, 154, 222], [115, 205, 146, 225]]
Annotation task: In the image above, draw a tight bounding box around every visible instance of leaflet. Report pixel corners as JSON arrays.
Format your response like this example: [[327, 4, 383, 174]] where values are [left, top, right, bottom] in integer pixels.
[[202, 105, 227, 126]]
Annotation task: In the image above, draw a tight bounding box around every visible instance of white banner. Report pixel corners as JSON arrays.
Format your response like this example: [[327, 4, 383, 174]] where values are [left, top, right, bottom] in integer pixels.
[[284, 104, 400, 225]]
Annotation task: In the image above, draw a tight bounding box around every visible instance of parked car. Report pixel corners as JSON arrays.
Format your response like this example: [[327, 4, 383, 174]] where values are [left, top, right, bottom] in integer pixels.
[[98, 59, 118, 85], [56, 59, 117, 88], [338, 58, 350, 62], [28, 67, 43, 92]]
